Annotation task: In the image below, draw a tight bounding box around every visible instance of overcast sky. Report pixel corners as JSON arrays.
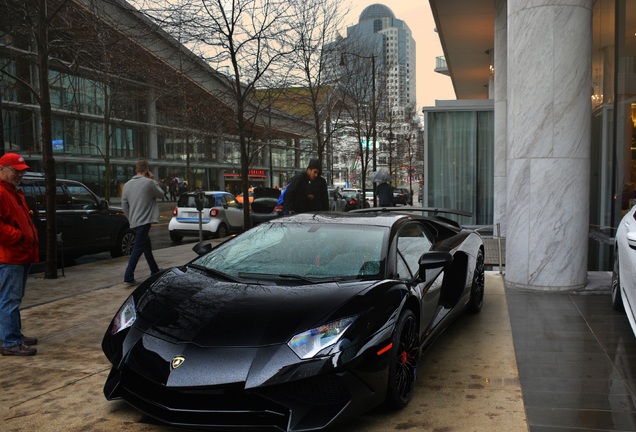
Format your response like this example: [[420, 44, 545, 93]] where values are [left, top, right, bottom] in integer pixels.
[[347, 1, 456, 109]]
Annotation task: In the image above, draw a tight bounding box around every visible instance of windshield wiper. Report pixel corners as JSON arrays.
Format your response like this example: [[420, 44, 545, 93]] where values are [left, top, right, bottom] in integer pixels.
[[278, 273, 320, 283], [237, 272, 319, 283], [189, 264, 241, 282]]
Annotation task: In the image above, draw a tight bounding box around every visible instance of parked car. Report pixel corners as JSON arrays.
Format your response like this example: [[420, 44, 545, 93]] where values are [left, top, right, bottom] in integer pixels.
[[392, 187, 412, 206], [102, 208, 484, 431], [19, 172, 134, 259], [340, 190, 365, 211], [365, 190, 375, 207], [236, 187, 254, 204], [168, 191, 245, 242], [250, 186, 282, 226], [328, 188, 347, 212], [611, 204, 636, 336]]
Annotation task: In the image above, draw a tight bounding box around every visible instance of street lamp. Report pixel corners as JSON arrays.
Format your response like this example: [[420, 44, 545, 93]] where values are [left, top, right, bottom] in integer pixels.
[[340, 51, 377, 206]]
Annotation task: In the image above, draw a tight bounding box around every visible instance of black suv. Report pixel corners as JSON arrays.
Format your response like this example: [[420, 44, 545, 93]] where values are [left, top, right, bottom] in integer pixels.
[[19, 173, 134, 259], [392, 187, 412, 206]]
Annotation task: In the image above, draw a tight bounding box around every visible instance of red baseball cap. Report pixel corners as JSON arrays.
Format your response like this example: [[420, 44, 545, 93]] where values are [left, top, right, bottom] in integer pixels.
[[0, 153, 30, 171]]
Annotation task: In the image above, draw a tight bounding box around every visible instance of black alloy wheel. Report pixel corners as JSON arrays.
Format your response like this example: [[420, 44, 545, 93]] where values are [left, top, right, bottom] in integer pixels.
[[611, 254, 624, 312], [386, 309, 418, 409], [467, 249, 485, 313]]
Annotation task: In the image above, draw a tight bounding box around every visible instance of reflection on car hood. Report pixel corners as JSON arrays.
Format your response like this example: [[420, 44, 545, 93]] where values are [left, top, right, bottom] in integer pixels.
[[136, 267, 373, 347]]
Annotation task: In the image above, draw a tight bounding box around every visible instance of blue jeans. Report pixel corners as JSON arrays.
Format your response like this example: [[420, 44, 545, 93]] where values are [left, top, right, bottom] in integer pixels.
[[124, 224, 159, 282], [0, 264, 30, 347]]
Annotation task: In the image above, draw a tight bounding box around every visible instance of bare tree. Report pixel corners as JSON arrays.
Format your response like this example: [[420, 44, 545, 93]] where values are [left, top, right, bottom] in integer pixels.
[[0, 0, 74, 278], [284, 0, 349, 178], [138, 0, 297, 227]]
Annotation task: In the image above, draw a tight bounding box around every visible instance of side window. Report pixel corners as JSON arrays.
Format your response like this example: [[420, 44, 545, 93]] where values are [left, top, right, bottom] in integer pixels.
[[224, 194, 239, 208], [55, 184, 72, 209], [396, 223, 433, 278], [66, 184, 98, 210], [19, 184, 38, 213]]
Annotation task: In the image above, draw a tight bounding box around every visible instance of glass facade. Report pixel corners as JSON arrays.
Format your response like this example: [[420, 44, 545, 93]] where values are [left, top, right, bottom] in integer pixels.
[[589, 0, 636, 271], [424, 108, 494, 226]]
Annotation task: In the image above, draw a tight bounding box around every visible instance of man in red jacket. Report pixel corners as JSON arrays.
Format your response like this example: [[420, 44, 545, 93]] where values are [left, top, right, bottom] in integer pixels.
[[0, 153, 39, 356]]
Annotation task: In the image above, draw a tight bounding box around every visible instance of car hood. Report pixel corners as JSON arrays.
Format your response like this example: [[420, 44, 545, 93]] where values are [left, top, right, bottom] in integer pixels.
[[135, 267, 375, 347]]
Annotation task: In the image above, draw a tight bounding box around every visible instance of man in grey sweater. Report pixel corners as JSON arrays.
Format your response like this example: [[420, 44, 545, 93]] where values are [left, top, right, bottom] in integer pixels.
[[121, 160, 166, 286]]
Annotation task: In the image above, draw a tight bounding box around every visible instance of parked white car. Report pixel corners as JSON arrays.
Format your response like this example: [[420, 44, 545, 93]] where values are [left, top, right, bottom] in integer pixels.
[[168, 191, 246, 242], [612, 204, 636, 336], [328, 188, 347, 212]]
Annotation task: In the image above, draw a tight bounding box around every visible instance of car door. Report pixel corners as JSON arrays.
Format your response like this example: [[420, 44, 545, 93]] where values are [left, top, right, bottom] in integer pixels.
[[394, 222, 442, 335], [618, 207, 636, 311], [221, 193, 244, 230], [51, 182, 83, 254], [65, 182, 110, 254]]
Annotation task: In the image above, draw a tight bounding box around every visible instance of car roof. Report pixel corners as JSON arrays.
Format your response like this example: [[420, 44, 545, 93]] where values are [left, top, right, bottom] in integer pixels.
[[270, 207, 470, 231]]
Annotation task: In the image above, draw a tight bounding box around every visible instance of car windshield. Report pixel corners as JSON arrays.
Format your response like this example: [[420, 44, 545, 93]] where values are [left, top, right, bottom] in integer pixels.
[[192, 222, 387, 282]]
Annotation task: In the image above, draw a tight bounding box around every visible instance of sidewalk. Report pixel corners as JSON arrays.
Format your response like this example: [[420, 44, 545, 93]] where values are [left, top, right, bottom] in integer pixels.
[[3, 244, 527, 431]]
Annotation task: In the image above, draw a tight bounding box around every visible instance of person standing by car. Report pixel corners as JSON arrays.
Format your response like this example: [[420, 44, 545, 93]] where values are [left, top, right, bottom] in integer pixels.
[[305, 161, 329, 212], [0, 153, 39, 356], [283, 159, 321, 214], [121, 160, 165, 286], [376, 180, 393, 207]]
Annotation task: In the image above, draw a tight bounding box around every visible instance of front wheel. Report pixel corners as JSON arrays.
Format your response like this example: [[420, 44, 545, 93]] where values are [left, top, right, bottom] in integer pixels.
[[110, 229, 135, 258], [611, 254, 624, 312], [385, 309, 418, 409], [467, 249, 485, 313]]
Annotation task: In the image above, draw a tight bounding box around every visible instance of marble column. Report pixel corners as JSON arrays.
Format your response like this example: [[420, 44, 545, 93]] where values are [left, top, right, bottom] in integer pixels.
[[505, 0, 592, 290], [493, 0, 508, 237]]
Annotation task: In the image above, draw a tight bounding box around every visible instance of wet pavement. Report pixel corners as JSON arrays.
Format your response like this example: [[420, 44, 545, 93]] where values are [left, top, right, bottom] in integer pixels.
[[2, 237, 633, 431], [507, 285, 636, 431]]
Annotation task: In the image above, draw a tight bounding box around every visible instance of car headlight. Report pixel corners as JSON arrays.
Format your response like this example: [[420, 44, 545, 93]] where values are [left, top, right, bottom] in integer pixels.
[[288, 316, 357, 359], [110, 296, 137, 335]]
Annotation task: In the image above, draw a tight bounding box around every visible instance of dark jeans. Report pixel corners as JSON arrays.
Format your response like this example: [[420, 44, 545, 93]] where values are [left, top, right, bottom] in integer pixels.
[[124, 224, 159, 282]]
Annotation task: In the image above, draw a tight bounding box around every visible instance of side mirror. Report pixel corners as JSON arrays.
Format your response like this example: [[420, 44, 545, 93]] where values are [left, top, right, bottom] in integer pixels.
[[99, 200, 109, 210], [627, 232, 636, 250], [418, 251, 453, 282], [192, 241, 213, 256]]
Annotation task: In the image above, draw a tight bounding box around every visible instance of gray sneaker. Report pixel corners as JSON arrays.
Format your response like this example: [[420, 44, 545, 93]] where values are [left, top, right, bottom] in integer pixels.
[[2, 343, 37, 356]]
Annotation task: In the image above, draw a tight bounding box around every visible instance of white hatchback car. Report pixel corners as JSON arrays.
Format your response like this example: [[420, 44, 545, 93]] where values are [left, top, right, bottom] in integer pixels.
[[612, 204, 636, 336], [168, 191, 246, 242]]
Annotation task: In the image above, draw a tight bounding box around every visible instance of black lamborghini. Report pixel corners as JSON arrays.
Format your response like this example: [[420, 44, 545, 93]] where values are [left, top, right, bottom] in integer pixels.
[[102, 208, 485, 431]]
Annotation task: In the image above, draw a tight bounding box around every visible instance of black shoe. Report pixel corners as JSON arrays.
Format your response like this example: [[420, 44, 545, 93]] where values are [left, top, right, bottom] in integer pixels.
[[124, 279, 140, 287], [2, 343, 37, 356], [21, 335, 38, 346]]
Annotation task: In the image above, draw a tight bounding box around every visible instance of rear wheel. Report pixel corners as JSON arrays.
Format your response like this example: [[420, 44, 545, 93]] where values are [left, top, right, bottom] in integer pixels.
[[216, 223, 229, 238], [467, 249, 485, 313], [611, 254, 624, 312], [386, 309, 418, 409], [169, 231, 183, 243], [110, 229, 135, 258]]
